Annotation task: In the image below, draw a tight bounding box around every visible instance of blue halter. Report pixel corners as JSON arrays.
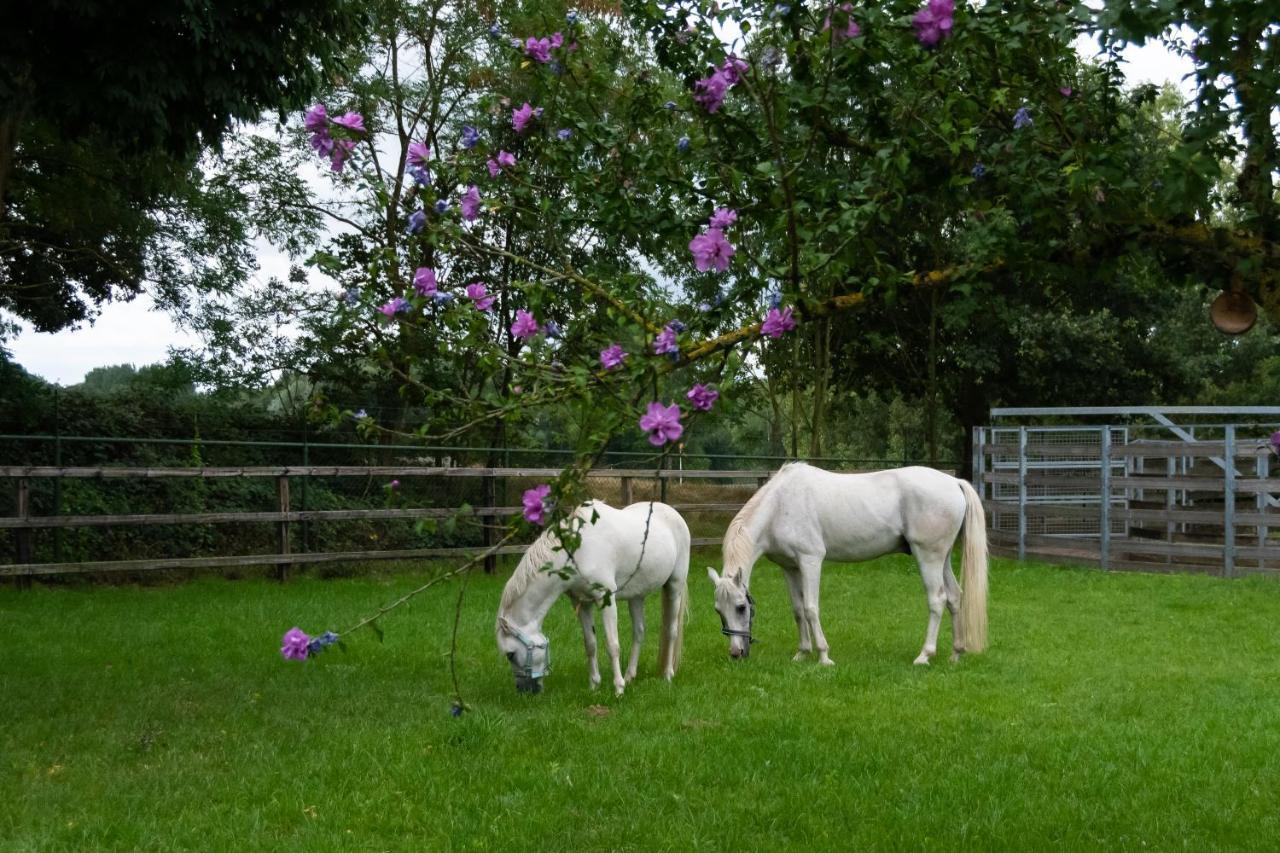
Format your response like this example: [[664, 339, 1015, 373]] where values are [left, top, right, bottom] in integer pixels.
[[507, 625, 551, 679]]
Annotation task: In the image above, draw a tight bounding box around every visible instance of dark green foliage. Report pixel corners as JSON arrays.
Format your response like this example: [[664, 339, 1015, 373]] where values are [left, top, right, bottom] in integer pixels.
[[0, 0, 369, 333]]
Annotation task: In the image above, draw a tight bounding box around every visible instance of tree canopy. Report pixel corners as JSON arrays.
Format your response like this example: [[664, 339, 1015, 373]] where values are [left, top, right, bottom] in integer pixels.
[[0, 0, 369, 333]]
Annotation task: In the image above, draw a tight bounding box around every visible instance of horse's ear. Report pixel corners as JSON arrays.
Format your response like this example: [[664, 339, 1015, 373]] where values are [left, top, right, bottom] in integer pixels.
[[733, 572, 745, 589], [706, 567, 720, 584], [497, 615, 513, 634]]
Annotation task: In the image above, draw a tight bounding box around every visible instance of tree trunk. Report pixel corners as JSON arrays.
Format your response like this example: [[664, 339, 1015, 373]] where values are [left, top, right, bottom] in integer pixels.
[[807, 316, 831, 459], [926, 287, 939, 466], [0, 113, 17, 221]]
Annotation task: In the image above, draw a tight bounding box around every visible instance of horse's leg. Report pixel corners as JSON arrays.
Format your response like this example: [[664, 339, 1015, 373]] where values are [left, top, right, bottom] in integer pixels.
[[577, 603, 601, 689], [624, 597, 645, 683], [658, 580, 683, 680], [600, 596, 627, 695], [781, 565, 812, 661], [798, 556, 834, 666], [913, 548, 948, 665], [943, 553, 965, 663]]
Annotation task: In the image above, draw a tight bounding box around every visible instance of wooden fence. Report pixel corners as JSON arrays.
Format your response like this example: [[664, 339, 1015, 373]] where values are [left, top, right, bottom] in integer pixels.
[[0, 465, 771, 579], [974, 425, 1280, 576]]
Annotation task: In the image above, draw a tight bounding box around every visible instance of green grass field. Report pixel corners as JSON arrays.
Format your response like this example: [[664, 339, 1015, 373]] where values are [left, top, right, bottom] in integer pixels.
[[4, 555, 1280, 851]]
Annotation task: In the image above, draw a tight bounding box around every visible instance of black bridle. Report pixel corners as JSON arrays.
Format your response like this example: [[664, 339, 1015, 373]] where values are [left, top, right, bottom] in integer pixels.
[[720, 590, 757, 650]]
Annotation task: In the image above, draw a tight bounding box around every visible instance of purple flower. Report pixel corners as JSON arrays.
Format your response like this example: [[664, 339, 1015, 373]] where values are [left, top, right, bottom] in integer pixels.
[[1013, 106, 1033, 129], [600, 343, 627, 369], [693, 71, 730, 113], [719, 55, 749, 87], [513, 102, 537, 133], [344, 288, 360, 306], [767, 288, 782, 309], [689, 228, 735, 272], [413, 267, 438, 297], [407, 140, 430, 167], [511, 309, 540, 340], [466, 282, 495, 311], [639, 402, 684, 446], [389, 479, 401, 489], [544, 320, 562, 338], [677, 136, 690, 152], [281, 627, 311, 661], [761, 306, 797, 338], [303, 104, 328, 134], [653, 325, 679, 355], [823, 3, 862, 40], [435, 199, 450, 214], [354, 409, 368, 420], [1271, 431, 1280, 455], [971, 162, 986, 178], [686, 384, 719, 412], [309, 130, 334, 157], [461, 125, 481, 149], [408, 165, 431, 186], [523, 484, 552, 525], [566, 11, 578, 24], [913, 0, 954, 47], [329, 138, 356, 172], [557, 128, 573, 141], [1059, 86, 1073, 97], [663, 100, 679, 110], [379, 296, 410, 317], [332, 111, 366, 134], [406, 209, 427, 234], [486, 158, 501, 178], [709, 207, 737, 229], [526, 36, 553, 63], [550, 32, 564, 49], [461, 184, 482, 221]]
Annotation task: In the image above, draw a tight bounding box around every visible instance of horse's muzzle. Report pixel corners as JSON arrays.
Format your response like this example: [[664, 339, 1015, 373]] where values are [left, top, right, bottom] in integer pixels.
[[515, 676, 544, 694]]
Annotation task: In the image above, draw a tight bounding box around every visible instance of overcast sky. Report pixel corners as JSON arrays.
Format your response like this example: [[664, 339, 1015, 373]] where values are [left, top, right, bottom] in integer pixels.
[[5, 33, 1195, 386]]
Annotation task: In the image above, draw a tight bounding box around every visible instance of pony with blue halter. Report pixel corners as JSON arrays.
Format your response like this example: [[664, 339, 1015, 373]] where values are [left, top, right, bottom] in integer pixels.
[[496, 500, 690, 695]]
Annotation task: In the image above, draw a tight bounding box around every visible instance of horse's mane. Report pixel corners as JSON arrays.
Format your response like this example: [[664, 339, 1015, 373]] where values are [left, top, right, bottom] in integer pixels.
[[723, 463, 807, 578], [498, 501, 599, 616]]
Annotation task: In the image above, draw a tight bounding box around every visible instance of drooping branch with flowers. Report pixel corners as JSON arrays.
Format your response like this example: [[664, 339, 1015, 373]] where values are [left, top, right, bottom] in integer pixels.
[[258, 0, 1276, 705]]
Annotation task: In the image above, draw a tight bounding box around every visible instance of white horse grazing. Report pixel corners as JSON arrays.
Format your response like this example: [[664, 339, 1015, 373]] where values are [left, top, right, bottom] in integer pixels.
[[708, 463, 987, 666], [496, 500, 690, 695]]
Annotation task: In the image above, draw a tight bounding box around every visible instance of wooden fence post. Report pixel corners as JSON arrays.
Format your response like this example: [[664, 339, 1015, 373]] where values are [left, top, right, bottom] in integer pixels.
[[619, 477, 633, 505], [1223, 425, 1235, 578], [483, 476, 497, 574], [276, 475, 291, 582], [15, 477, 32, 588]]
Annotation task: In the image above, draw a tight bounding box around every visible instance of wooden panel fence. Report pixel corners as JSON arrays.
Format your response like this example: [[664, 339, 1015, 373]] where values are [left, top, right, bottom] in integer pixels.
[[0, 465, 773, 579], [974, 425, 1280, 577]]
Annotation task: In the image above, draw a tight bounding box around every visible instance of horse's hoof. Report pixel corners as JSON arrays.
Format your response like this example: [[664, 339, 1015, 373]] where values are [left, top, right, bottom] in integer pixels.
[[792, 651, 810, 662], [913, 655, 931, 666], [949, 650, 963, 664], [818, 657, 836, 667]]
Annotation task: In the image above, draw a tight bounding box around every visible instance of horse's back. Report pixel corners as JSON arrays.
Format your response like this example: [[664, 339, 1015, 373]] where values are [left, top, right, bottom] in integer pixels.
[[767, 464, 966, 561]]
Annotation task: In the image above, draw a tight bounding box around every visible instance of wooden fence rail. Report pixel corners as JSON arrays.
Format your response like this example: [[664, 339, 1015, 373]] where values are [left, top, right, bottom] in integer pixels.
[[2, 465, 771, 579]]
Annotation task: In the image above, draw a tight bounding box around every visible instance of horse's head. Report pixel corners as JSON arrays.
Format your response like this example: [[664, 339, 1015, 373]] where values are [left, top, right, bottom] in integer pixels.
[[707, 567, 755, 659], [496, 616, 550, 693]]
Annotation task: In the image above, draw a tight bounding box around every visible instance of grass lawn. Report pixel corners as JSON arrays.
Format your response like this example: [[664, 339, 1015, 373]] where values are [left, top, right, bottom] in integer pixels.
[[3, 554, 1280, 851]]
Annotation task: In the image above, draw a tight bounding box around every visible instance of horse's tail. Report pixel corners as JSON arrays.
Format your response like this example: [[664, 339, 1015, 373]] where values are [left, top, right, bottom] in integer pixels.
[[658, 519, 691, 678], [659, 578, 689, 677], [957, 478, 989, 653]]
